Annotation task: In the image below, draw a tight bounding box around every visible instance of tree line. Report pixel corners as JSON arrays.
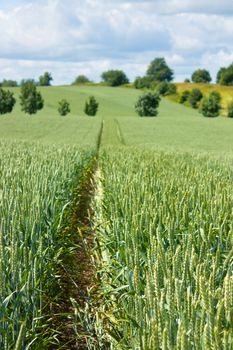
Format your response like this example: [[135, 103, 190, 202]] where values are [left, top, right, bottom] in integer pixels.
[[0, 80, 99, 116], [1, 58, 233, 118]]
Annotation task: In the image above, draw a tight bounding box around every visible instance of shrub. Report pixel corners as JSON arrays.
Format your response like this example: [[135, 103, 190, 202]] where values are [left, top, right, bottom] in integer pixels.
[[209, 91, 221, 103], [72, 75, 91, 85], [134, 76, 154, 89], [191, 69, 212, 83], [188, 88, 203, 108], [184, 78, 190, 83], [0, 88, 16, 114], [199, 91, 222, 117], [227, 100, 233, 118], [58, 99, 70, 116], [101, 70, 129, 86], [135, 92, 160, 117], [20, 80, 44, 114], [84, 96, 99, 116], [179, 90, 190, 103], [156, 82, 177, 96]]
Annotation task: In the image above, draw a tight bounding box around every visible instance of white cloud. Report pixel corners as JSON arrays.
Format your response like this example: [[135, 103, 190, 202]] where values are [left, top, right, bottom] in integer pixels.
[[0, 0, 232, 83]]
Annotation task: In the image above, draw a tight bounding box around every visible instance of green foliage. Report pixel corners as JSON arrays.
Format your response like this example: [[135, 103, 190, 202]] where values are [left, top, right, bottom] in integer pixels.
[[191, 69, 212, 83], [0, 79, 18, 87], [72, 75, 91, 85], [38, 72, 53, 86], [184, 78, 190, 83], [156, 82, 177, 96], [20, 80, 44, 114], [146, 57, 173, 82], [92, 149, 233, 349], [20, 79, 37, 86], [216, 63, 233, 85], [101, 70, 129, 86], [199, 91, 222, 117], [84, 96, 99, 116], [0, 88, 16, 114], [188, 88, 203, 108], [134, 76, 154, 89], [135, 92, 160, 116], [179, 90, 190, 103], [58, 99, 71, 116], [0, 141, 93, 348], [227, 100, 233, 118]]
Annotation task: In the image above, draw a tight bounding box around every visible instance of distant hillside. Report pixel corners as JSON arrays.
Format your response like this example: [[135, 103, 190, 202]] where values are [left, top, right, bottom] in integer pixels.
[[170, 83, 233, 116]]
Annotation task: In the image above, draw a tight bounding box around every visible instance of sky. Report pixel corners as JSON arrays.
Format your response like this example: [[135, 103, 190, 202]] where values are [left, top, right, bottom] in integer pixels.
[[0, 0, 233, 85]]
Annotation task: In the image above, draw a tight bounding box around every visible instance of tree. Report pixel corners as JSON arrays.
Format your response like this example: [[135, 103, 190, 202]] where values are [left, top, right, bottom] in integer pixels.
[[188, 88, 203, 108], [146, 57, 173, 82], [72, 75, 91, 85], [39, 72, 53, 86], [58, 99, 70, 116], [101, 70, 129, 86], [191, 69, 212, 83], [0, 79, 18, 87], [216, 63, 233, 85], [134, 76, 154, 89], [199, 91, 221, 117], [216, 67, 226, 84], [179, 90, 190, 104], [135, 92, 160, 117], [227, 100, 233, 118], [0, 88, 16, 114], [156, 82, 177, 96], [84, 96, 99, 116], [20, 80, 44, 114]]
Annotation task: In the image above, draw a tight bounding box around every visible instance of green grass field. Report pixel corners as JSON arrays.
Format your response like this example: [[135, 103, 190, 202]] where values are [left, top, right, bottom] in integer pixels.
[[1, 85, 233, 156], [0, 85, 232, 349]]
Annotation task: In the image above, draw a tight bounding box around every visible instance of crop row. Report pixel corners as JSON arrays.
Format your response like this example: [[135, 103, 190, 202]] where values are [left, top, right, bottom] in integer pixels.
[[0, 140, 94, 349], [88, 149, 233, 349]]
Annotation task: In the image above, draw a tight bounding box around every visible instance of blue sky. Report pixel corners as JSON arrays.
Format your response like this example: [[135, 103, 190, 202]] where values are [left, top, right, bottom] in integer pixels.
[[0, 0, 233, 84]]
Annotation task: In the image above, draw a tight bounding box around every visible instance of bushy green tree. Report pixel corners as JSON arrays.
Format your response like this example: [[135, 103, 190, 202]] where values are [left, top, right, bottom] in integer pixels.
[[101, 70, 129, 86], [179, 90, 190, 103], [191, 69, 212, 83], [58, 99, 70, 116], [135, 92, 160, 117], [0, 88, 16, 114], [188, 88, 203, 108], [227, 100, 233, 118], [216, 63, 233, 85], [134, 76, 154, 89], [0, 79, 18, 87], [72, 75, 91, 85], [20, 80, 44, 114], [20, 79, 37, 86], [84, 96, 99, 116], [38, 72, 53, 86], [156, 82, 177, 96], [146, 57, 173, 82], [199, 91, 221, 117]]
